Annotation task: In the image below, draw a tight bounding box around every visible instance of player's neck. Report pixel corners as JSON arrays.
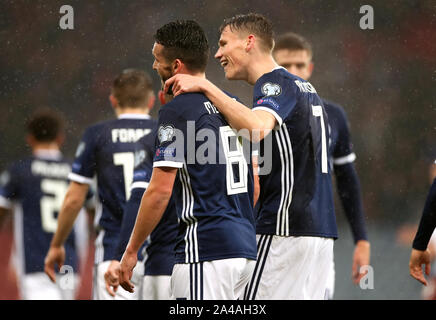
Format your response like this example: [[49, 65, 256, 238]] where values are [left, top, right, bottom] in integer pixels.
[[115, 106, 149, 117], [32, 143, 61, 153], [246, 54, 279, 85]]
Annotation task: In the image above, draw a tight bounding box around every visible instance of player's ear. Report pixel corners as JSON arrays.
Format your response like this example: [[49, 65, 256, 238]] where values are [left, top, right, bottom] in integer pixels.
[[246, 35, 256, 52], [147, 91, 156, 110], [109, 94, 118, 109], [172, 59, 183, 74], [26, 134, 36, 149], [308, 62, 314, 77], [56, 133, 65, 148], [158, 90, 166, 105]]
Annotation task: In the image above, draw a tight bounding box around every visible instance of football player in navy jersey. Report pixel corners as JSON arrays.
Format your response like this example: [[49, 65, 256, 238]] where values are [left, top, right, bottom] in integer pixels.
[[165, 13, 337, 299], [272, 32, 370, 298], [104, 94, 179, 300], [44, 69, 156, 300], [0, 109, 90, 299], [119, 20, 257, 300]]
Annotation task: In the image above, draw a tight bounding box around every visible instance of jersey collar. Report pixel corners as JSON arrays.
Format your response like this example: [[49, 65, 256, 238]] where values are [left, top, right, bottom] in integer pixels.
[[33, 149, 62, 160], [118, 113, 151, 120]]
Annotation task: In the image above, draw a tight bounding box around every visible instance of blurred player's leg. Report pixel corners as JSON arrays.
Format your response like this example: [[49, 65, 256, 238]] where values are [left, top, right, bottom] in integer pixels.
[[93, 260, 144, 300], [170, 258, 255, 300], [142, 275, 171, 300]]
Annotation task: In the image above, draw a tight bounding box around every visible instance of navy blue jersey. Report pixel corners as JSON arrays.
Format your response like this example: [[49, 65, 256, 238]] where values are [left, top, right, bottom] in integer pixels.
[[323, 100, 356, 168], [153, 93, 257, 264], [252, 67, 337, 238], [69, 114, 156, 263], [115, 133, 178, 276], [0, 151, 78, 274]]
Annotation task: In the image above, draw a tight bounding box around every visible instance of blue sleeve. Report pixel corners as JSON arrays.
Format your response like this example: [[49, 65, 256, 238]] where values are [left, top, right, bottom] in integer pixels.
[[153, 106, 185, 168], [113, 187, 148, 261], [334, 162, 368, 243], [69, 126, 99, 185], [252, 73, 298, 127], [413, 178, 436, 250], [332, 107, 356, 164]]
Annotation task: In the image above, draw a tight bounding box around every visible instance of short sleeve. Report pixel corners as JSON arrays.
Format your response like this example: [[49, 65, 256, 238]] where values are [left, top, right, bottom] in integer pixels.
[[252, 71, 298, 128], [332, 107, 356, 166], [153, 107, 185, 169], [69, 127, 99, 185]]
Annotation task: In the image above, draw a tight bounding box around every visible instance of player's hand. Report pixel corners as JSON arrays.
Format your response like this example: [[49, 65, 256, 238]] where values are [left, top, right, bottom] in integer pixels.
[[351, 240, 370, 284], [44, 245, 65, 283], [104, 260, 121, 297], [119, 250, 138, 293], [164, 74, 207, 97], [409, 248, 431, 286]]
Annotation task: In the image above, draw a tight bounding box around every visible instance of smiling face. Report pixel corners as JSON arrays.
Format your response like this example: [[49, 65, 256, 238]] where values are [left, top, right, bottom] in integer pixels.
[[214, 26, 249, 80], [273, 48, 313, 80], [152, 42, 174, 89]]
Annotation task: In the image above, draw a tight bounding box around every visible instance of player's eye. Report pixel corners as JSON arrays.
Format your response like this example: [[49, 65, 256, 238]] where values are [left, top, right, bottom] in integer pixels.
[[297, 63, 305, 69]]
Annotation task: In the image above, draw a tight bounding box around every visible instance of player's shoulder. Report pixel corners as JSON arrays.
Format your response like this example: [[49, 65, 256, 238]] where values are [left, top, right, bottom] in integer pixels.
[[160, 92, 209, 119], [322, 99, 348, 119], [256, 67, 307, 95]]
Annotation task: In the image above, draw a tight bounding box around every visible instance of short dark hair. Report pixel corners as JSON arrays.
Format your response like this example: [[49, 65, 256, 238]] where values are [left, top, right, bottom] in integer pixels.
[[26, 108, 64, 142], [273, 32, 313, 58], [154, 20, 209, 72], [220, 13, 274, 52], [112, 69, 153, 108]]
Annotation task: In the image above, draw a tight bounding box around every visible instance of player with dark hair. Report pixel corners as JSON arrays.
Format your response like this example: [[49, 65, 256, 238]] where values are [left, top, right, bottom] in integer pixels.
[[44, 69, 156, 300], [0, 109, 90, 299], [118, 20, 257, 300], [272, 32, 370, 298], [165, 13, 337, 299]]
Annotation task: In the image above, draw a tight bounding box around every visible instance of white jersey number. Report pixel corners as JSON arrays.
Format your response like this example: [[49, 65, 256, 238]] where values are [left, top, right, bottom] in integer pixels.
[[113, 152, 135, 200], [220, 126, 248, 195], [40, 179, 69, 233], [312, 105, 328, 173]]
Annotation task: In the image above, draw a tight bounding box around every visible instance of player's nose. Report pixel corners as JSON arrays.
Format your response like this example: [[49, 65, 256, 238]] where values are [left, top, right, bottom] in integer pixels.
[[214, 48, 222, 60]]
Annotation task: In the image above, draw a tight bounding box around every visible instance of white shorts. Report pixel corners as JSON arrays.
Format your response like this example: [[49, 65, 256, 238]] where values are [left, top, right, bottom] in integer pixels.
[[142, 275, 172, 300], [325, 259, 335, 300], [170, 258, 255, 300], [92, 260, 144, 300], [20, 272, 78, 300], [244, 235, 334, 300]]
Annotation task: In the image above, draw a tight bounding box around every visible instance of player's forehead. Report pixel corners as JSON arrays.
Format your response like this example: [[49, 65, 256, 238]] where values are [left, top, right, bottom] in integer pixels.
[[152, 42, 164, 57], [219, 25, 243, 44], [274, 48, 311, 63]]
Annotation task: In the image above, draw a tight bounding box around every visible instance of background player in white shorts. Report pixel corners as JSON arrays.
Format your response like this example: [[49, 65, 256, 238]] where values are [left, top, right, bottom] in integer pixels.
[[44, 69, 156, 300], [0, 109, 91, 299], [272, 32, 371, 299]]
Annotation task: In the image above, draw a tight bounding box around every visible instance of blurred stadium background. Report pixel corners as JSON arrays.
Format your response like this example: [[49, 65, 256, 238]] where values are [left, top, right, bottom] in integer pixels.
[[0, 0, 435, 299]]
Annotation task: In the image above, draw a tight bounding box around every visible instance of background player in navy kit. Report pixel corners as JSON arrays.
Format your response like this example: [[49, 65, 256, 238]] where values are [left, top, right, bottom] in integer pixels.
[[44, 69, 156, 300], [0, 109, 89, 300], [104, 93, 178, 300], [272, 32, 371, 298], [118, 20, 257, 300], [165, 13, 337, 299]]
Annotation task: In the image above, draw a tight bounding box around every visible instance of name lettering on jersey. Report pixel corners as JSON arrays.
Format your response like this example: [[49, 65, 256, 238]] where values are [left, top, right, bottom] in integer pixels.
[[203, 101, 219, 114], [111, 128, 151, 143], [31, 160, 71, 178], [294, 80, 317, 93]]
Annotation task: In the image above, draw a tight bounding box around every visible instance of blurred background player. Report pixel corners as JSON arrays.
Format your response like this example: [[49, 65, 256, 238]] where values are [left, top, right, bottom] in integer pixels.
[[44, 69, 156, 300], [104, 92, 178, 300], [272, 32, 370, 298], [0, 108, 90, 300]]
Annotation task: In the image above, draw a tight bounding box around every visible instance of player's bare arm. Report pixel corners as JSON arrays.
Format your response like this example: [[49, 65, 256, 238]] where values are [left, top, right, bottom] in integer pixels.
[[119, 167, 177, 292], [165, 74, 276, 142], [352, 240, 371, 284], [44, 181, 89, 282], [409, 248, 431, 286]]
